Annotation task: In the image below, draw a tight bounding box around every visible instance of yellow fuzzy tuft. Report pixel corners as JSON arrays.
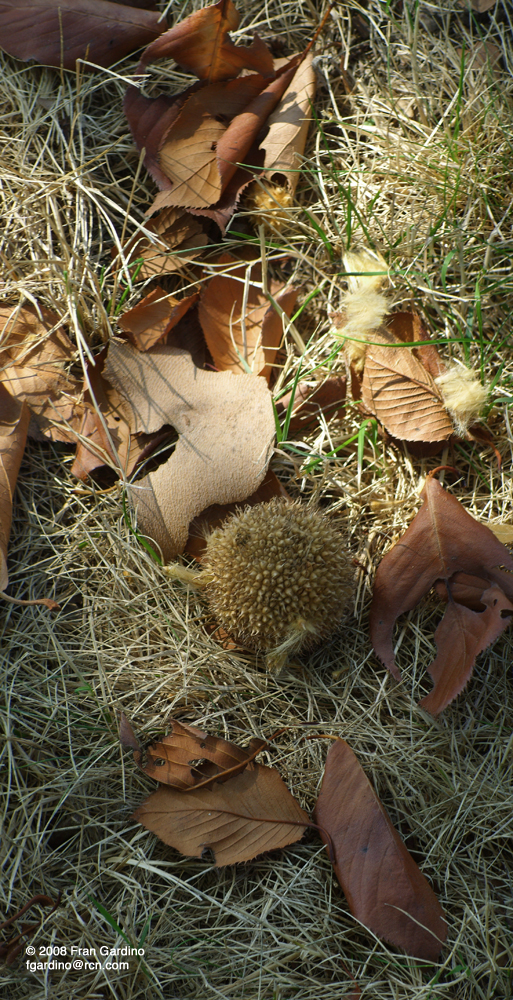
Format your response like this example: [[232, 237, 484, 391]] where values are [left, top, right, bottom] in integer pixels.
[[246, 182, 294, 232], [435, 364, 488, 435], [332, 249, 390, 370]]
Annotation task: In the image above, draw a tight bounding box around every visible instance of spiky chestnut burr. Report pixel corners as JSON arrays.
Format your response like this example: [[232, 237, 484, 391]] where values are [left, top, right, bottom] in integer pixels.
[[201, 499, 353, 673]]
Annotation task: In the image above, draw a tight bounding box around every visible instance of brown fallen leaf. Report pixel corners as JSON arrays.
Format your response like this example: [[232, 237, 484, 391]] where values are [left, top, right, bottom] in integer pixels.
[[257, 52, 316, 195], [197, 253, 297, 379], [0, 383, 30, 591], [419, 587, 513, 716], [120, 713, 266, 789], [275, 377, 347, 434], [70, 348, 170, 480], [118, 287, 200, 352], [135, 0, 275, 83], [370, 474, 513, 711], [314, 739, 447, 961], [124, 0, 308, 219], [133, 762, 309, 866], [0, 0, 165, 70], [103, 339, 275, 560], [361, 331, 454, 443], [0, 304, 84, 443]]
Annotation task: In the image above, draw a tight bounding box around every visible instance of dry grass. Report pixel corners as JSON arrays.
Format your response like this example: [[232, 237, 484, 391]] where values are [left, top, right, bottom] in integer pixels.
[[1, 0, 513, 998]]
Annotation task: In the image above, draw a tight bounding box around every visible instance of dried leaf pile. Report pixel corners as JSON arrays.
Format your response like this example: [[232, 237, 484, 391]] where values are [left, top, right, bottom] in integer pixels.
[[1, 1, 513, 999]]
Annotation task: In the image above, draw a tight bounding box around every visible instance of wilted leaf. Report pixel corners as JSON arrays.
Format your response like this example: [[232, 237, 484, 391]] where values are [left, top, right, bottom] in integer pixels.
[[258, 52, 316, 194], [419, 586, 513, 716], [135, 0, 274, 83], [370, 475, 513, 710], [0, 384, 29, 590], [361, 331, 453, 443], [275, 377, 347, 434], [118, 287, 199, 352], [118, 213, 209, 281], [104, 339, 275, 559], [133, 762, 309, 865], [120, 713, 266, 788], [314, 739, 447, 961], [70, 349, 169, 480], [0, 304, 84, 442], [197, 253, 297, 379], [0, 0, 164, 70]]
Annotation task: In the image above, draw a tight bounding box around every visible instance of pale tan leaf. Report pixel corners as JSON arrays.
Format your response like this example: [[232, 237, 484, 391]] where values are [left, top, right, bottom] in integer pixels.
[[133, 763, 309, 865], [104, 340, 275, 560], [489, 523, 513, 544], [259, 52, 316, 194]]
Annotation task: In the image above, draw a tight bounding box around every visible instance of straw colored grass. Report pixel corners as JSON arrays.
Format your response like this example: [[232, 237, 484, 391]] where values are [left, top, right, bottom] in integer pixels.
[[1, 1, 513, 998]]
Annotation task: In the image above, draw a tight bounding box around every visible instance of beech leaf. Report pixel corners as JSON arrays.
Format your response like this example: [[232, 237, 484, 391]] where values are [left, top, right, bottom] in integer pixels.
[[314, 739, 447, 961], [370, 475, 513, 710], [133, 763, 309, 866], [0, 384, 29, 591], [118, 287, 200, 352], [0, 0, 164, 70], [361, 332, 454, 443], [120, 713, 265, 789], [103, 340, 275, 560], [0, 305, 84, 443], [197, 253, 297, 379]]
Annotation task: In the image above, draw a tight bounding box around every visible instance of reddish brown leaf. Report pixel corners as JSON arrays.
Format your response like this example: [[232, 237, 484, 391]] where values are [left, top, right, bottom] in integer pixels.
[[0, 305, 84, 443], [185, 468, 290, 560], [70, 349, 166, 480], [118, 288, 199, 352], [133, 762, 309, 866], [197, 253, 297, 379], [361, 332, 453, 443], [275, 377, 347, 434], [370, 476, 513, 710], [419, 587, 513, 716], [121, 714, 267, 788], [434, 571, 490, 611], [314, 739, 447, 961], [0, 0, 164, 70], [103, 339, 275, 560], [135, 0, 274, 83], [0, 384, 29, 591], [152, 74, 267, 210]]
